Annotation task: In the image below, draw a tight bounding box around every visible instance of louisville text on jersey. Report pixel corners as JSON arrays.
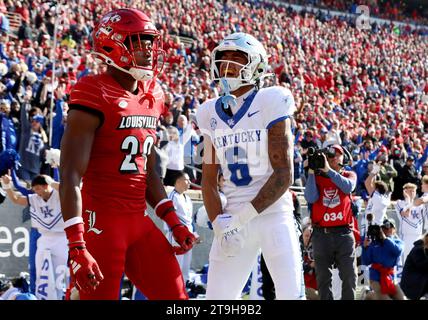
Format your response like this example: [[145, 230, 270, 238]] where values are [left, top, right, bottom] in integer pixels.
[[117, 115, 157, 130]]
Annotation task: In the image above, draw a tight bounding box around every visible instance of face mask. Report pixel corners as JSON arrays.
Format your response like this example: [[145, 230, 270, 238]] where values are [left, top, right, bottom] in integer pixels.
[[128, 68, 153, 81], [220, 77, 242, 93]]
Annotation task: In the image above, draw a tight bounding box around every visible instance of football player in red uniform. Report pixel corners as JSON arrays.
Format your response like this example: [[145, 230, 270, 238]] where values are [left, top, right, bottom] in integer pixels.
[[59, 8, 196, 300]]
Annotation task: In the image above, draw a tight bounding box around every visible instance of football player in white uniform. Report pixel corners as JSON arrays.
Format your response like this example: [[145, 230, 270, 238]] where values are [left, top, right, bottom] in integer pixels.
[[196, 33, 304, 299], [395, 182, 428, 263]]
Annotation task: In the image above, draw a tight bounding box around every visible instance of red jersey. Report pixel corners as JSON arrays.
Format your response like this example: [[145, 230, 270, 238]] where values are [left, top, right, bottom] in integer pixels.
[[69, 73, 167, 214]]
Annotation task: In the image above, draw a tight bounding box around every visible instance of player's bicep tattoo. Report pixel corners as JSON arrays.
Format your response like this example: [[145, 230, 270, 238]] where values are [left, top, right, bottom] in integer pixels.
[[268, 119, 292, 171], [251, 119, 293, 213]]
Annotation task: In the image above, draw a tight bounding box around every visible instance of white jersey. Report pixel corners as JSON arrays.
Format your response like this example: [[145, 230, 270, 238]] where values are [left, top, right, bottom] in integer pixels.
[[365, 191, 391, 225], [196, 86, 296, 215], [28, 189, 65, 234], [395, 199, 427, 237], [168, 189, 193, 232]]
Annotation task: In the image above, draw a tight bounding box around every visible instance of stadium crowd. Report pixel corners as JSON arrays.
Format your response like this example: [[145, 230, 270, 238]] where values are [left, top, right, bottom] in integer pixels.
[[0, 0, 427, 300], [290, 0, 428, 25]]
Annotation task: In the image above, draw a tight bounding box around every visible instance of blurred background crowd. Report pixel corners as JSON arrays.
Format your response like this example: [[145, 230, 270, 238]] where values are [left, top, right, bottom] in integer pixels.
[[0, 0, 427, 194]]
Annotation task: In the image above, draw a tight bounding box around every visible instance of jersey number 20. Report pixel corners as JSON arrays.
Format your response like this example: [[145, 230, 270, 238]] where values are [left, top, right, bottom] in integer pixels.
[[120, 135, 154, 173]]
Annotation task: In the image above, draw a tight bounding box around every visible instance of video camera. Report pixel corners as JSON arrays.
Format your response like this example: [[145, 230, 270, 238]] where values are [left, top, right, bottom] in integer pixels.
[[307, 147, 336, 171], [307, 145, 353, 172], [367, 224, 383, 242]]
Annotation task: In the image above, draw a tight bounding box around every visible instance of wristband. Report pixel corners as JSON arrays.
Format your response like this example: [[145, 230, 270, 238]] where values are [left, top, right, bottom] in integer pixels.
[[64, 220, 85, 248], [64, 216, 84, 229], [155, 199, 176, 219], [155, 199, 181, 228]]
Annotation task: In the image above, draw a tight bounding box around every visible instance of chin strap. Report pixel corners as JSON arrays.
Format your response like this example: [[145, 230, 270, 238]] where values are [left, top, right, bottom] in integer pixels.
[[92, 51, 154, 81], [220, 78, 237, 110]]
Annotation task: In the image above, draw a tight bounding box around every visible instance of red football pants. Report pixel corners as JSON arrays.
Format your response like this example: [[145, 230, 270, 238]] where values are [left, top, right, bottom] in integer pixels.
[[79, 194, 188, 300]]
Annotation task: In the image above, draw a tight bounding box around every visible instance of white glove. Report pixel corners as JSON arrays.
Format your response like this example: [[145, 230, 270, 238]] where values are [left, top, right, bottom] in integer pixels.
[[212, 203, 258, 257], [212, 202, 258, 238]]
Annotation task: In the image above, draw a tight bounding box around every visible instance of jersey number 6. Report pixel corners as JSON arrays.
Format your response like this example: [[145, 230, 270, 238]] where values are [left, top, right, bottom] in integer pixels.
[[225, 146, 252, 187]]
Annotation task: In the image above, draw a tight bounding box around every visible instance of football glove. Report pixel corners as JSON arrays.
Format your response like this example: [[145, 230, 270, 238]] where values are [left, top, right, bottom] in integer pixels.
[[65, 221, 104, 293], [155, 199, 197, 255]]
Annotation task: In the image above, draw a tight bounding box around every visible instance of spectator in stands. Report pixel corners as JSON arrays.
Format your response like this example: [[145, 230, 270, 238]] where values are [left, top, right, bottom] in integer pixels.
[[393, 155, 421, 200], [153, 131, 169, 183], [164, 126, 184, 186], [17, 99, 47, 182], [400, 232, 428, 300], [178, 114, 200, 184], [302, 223, 319, 300], [377, 153, 398, 192], [0, 98, 17, 152], [165, 172, 198, 284]]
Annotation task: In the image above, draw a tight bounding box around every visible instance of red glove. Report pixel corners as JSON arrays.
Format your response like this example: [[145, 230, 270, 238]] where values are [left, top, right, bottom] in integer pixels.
[[65, 222, 104, 293], [155, 199, 197, 255]]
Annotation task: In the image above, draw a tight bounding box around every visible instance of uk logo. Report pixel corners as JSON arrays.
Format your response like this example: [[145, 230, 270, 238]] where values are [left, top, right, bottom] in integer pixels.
[[86, 210, 103, 235], [40, 206, 54, 219], [210, 118, 217, 130], [411, 211, 420, 219]]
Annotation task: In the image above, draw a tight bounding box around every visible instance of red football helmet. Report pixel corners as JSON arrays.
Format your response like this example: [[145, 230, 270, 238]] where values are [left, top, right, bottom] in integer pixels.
[[91, 8, 165, 81]]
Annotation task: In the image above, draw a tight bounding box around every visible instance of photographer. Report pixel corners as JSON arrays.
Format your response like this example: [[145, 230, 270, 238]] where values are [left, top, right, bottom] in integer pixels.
[[304, 144, 358, 300], [362, 219, 405, 300]]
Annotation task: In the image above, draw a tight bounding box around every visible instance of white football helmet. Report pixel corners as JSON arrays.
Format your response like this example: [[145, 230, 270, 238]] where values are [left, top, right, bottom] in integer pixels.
[[211, 32, 269, 92]]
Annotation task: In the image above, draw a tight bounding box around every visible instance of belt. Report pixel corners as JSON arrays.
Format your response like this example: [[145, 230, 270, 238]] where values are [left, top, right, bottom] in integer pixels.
[[313, 225, 351, 234]]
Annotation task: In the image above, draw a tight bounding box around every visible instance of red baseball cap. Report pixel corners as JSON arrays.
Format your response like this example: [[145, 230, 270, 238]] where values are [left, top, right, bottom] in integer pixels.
[[329, 144, 344, 155]]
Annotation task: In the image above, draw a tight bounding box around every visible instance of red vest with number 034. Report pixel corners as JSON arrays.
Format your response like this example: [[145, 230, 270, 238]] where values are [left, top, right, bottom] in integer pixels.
[[311, 172, 353, 227]]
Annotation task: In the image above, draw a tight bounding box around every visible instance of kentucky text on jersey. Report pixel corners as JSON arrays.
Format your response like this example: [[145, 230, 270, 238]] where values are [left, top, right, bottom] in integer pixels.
[[212, 129, 262, 149], [117, 115, 157, 130]]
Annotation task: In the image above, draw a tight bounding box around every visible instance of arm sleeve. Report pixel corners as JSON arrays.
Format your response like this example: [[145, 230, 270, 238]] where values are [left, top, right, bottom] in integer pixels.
[[304, 173, 319, 204], [11, 168, 33, 196], [52, 99, 63, 132], [395, 201, 403, 215], [361, 244, 372, 266], [416, 146, 428, 172], [327, 170, 356, 194], [20, 101, 30, 132], [53, 167, 59, 182], [384, 238, 403, 257], [0, 116, 5, 151], [0, 43, 8, 60], [368, 148, 380, 161], [181, 123, 193, 145]]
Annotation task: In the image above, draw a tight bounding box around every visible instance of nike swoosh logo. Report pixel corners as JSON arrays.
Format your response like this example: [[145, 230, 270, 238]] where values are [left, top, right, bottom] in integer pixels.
[[248, 111, 259, 117]]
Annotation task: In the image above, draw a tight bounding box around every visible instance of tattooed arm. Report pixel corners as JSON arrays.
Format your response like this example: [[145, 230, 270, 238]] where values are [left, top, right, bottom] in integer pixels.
[[201, 134, 222, 222], [250, 118, 293, 213]]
